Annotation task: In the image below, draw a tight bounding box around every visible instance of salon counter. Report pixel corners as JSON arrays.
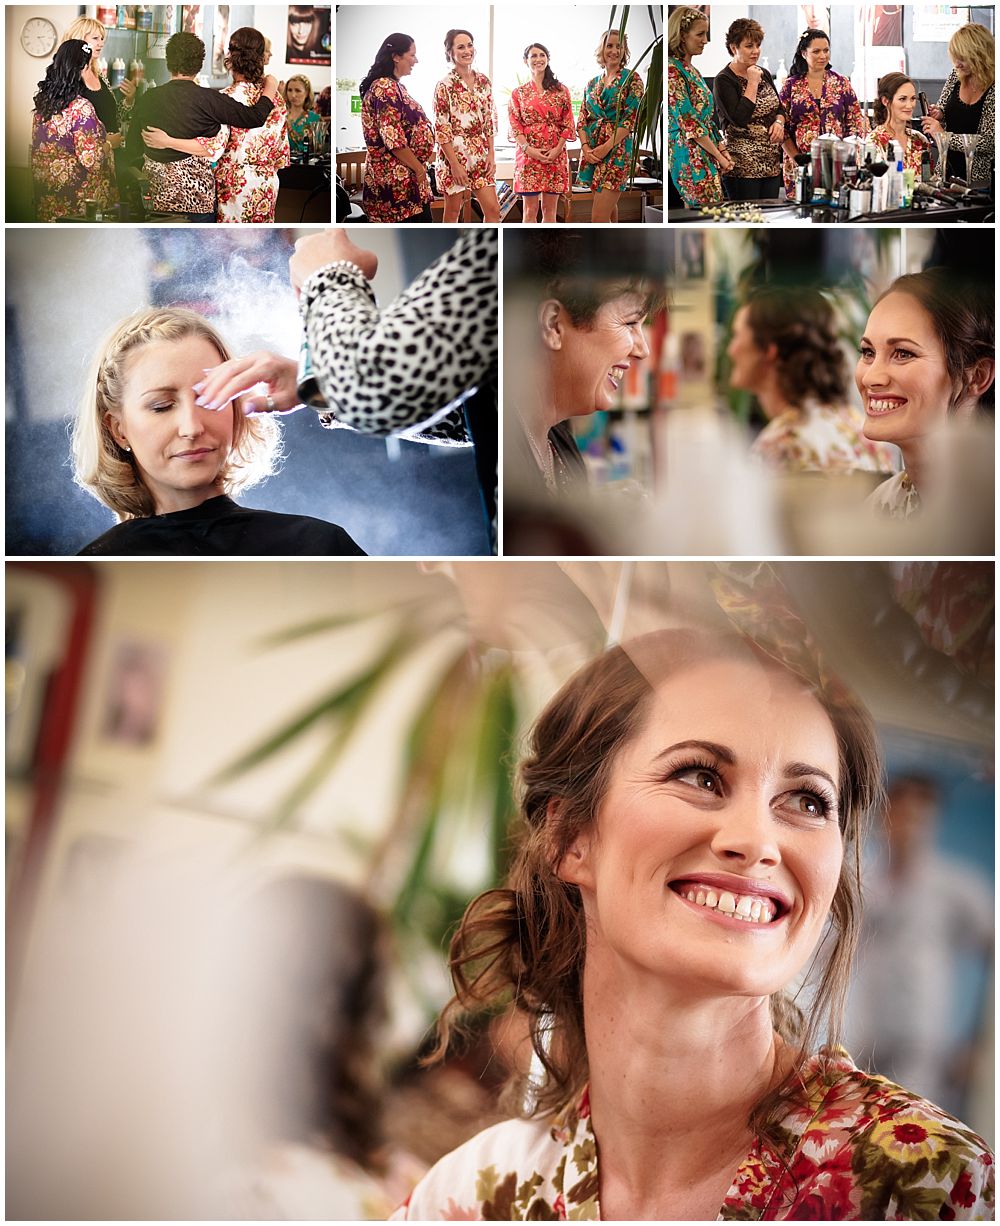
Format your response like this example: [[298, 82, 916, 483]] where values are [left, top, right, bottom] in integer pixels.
[[668, 198, 994, 224]]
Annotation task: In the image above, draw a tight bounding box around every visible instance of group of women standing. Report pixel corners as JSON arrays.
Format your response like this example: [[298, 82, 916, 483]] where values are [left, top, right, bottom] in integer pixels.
[[30, 20, 326, 224], [668, 6, 995, 209], [359, 29, 644, 224]]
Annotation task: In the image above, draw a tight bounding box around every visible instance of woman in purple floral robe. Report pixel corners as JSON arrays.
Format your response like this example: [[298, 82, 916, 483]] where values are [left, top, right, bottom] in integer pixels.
[[778, 29, 867, 197], [359, 33, 435, 223], [31, 39, 117, 222]]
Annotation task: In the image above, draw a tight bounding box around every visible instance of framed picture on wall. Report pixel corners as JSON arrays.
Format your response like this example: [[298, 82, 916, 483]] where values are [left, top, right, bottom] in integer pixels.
[[212, 4, 230, 76], [912, 5, 971, 40], [286, 5, 331, 66], [181, 5, 203, 39]]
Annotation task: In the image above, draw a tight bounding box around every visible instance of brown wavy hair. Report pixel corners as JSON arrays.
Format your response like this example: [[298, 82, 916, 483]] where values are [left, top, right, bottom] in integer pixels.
[[225, 26, 265, 84], [744, 287, 849, 410], [873, 72, 914, 126], [877, 268, 995, 414], [428, 629, 883, 1138]]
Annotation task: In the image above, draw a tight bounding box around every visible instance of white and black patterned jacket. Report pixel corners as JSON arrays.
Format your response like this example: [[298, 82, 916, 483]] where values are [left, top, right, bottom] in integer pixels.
[[299, 229, 498, 447]]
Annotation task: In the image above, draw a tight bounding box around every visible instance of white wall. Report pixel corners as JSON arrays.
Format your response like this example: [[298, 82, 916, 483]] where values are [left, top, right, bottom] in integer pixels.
[[493, 5, 661, 142], [336, 4, 491, 149], [6, 5, 79, 169], [252, 3, 331, 96]]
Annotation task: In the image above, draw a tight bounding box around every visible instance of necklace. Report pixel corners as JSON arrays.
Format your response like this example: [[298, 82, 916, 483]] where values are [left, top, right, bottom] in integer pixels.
[[519, 414, 557, 490]]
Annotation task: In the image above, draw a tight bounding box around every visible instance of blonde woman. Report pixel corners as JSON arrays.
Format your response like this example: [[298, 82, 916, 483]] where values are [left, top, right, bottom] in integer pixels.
[[60, 15, 135, 151], [72, 308, 365, 555], [283, 73, 323, 158], [577, 28, 644, 222], [921, 22, 994, 186]]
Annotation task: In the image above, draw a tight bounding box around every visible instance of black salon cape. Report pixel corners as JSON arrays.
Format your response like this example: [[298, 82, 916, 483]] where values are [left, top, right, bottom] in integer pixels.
[[77, 495, 366, 556]]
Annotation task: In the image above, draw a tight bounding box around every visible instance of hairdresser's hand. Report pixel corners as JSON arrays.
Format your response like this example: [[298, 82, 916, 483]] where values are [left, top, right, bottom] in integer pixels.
[[262, 74, 280, 101], [194, 351, 302, 415], [289, 229, 379, 293], [921, 114, 943, 137], [142, 126, 174, 149], [118, 77, 136, 104]]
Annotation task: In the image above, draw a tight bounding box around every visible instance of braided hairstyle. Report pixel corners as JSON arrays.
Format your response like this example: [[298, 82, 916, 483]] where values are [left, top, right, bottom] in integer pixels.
[[667, 6, 707, 58], [72, 307, 280, 520], [33, 39, 91, 122]]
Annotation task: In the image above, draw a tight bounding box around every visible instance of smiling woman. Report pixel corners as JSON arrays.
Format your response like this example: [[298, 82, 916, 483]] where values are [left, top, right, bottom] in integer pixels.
[[392, 629, 994, 1221], [70, 308, 366, 555], [859, 268, 995, 519]]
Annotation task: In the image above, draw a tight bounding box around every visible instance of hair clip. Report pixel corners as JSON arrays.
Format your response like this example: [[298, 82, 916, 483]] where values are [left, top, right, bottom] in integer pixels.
[[82, 41, 93, 54]]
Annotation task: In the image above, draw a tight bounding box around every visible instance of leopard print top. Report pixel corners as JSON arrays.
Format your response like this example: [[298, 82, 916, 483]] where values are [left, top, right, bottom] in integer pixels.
[[299, 229, 498, 448]]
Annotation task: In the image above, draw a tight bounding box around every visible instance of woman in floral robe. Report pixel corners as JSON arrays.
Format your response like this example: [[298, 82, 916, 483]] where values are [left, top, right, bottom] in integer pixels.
[[139, 28, 289, 223], [433, 29, 500, 223], [360, 33, 435, 223], [778, 29, 867, 198], [577, 29, 643, 222], [31, 39, 117, 222], [508, 43, 576, 223], [667, 6, 732, 209], [390, 628, 993, 1221]]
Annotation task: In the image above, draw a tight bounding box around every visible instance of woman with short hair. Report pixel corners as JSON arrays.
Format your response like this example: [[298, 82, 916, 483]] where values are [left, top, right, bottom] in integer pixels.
[[713, 18, 785, 200]]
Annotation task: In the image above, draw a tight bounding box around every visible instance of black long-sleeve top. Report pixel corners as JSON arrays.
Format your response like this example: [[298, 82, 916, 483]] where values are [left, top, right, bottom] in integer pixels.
[[125, 77, 273, 165], [81, 74, 121, 133], [713, 64, 784, 132]]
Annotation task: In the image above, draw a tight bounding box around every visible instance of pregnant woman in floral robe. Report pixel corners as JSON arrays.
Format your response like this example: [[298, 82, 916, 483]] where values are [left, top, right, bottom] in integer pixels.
[[577, 29, 644, 222]]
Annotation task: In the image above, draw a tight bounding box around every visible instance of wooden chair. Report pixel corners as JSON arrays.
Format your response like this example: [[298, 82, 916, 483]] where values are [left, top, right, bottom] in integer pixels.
[[335, 150, 366, 199]]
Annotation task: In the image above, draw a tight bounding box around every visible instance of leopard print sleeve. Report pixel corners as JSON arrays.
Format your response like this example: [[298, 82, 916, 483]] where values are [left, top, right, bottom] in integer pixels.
[[299, 229, 498, 447]]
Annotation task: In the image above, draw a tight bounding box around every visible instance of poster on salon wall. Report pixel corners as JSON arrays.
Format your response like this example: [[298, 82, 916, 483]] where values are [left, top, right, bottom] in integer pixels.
[[912, 5, 971, 40], [181, 5, 203, 39], [798, 5, 831, 36], [855, 4, 906, 100], [286, 6, 332, 66], [212, 4, 230, 76]]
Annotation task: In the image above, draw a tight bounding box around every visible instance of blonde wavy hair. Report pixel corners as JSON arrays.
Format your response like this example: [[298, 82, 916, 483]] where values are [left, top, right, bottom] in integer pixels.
[[72, 308, 281, 521], [594, 28, 631, 67], [282, 73, 316, 112], [948, 23, 995, 92], [60, 16, 106, 49], [667, 6, 707, 58]]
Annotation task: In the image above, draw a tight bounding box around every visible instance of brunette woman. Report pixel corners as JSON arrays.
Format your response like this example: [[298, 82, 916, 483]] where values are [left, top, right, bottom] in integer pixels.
[[433, 29, 500, 223], [508, 43, 575, 224], [713, 18, 785, 200]]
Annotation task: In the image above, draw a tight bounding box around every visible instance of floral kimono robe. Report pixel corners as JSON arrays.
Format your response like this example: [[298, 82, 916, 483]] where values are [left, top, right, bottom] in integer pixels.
[[869, 125, 923, 176], [433, 68, 498, 194], [287, 110, 323, 159], [362, 77, 435, 222], [668, 56, 724, 208], [391, 1051, 994, 1220], [778, 69, 867, 197], [31, 96, 118, 222], [508, 81, 575, 193], [751, 402, 898, 475], [576, 68, 643, 192], [199, 80, 289, 224]]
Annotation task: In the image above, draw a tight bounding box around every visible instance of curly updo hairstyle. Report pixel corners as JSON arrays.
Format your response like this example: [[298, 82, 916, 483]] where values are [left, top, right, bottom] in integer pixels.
[[33, 39, 91, 122], [743, 287, 849, 410], [428, 628, 883, 1142], [225, 26, 266, 85], [873, 72, 914, 125]]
